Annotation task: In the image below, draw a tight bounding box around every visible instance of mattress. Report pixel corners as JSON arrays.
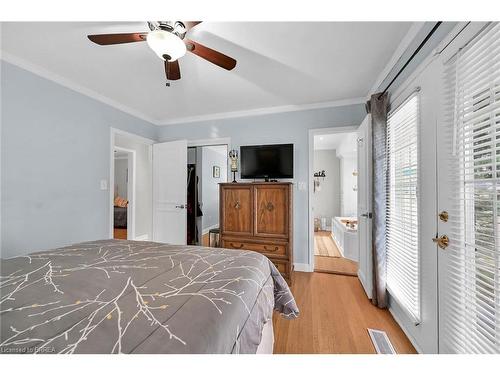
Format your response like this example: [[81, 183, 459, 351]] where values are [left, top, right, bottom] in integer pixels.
[[0, 240, 299, 354]]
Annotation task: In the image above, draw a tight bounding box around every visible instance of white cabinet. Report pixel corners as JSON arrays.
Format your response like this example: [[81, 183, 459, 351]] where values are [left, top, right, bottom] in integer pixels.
[[331, 217, 359, 262]]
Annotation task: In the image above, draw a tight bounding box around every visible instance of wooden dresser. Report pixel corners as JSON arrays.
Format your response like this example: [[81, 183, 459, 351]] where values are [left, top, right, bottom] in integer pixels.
[[219, 182, 293, 284]]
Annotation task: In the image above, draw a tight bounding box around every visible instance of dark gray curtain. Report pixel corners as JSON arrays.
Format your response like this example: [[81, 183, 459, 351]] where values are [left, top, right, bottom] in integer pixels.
[[368, 92, 388, 308]]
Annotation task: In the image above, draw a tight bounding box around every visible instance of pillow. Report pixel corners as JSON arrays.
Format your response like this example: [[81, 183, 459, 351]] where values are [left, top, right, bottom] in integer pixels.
[[114, 196, 128, 208]]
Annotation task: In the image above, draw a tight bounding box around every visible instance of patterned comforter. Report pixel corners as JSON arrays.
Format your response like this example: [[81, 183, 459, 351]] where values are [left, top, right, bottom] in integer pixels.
[[0, 240, 299, 354]]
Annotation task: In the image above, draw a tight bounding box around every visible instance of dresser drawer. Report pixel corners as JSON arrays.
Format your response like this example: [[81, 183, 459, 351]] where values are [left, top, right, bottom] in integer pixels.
[[222, 239, 287, 257], [272, 260, 287, 274]]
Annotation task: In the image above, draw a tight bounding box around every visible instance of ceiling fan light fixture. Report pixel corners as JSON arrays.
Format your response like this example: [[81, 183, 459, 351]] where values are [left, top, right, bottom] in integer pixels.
[[146, 30, 186, 61]]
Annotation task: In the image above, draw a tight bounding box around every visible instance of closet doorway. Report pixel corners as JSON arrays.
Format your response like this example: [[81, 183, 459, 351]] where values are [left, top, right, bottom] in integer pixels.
[[187, 143, 229, 246]]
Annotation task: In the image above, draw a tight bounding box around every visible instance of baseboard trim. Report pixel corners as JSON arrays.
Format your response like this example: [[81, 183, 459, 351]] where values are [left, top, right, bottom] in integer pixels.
[[202, 224, 219, 235], [294, 263, 313, 272], [388, 306, 423, 354], [357, 270, 372, 299], [331, 234, 345, 258], [134, 234, 149, 241]]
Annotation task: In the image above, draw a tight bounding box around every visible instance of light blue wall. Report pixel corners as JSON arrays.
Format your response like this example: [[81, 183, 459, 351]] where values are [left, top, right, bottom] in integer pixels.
[[201, 145, 228, 232], [157, 104, 366, 264], [1, 61, 366, 263], [1, 62, 157, 257]]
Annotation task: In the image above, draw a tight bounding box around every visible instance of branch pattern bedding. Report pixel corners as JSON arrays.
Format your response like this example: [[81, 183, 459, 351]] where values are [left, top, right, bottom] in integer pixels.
[[0, 240, 298, 354]]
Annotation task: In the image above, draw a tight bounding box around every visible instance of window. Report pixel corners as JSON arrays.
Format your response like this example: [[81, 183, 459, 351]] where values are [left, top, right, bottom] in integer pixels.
[[386, 92, 421, 323], [441, 23, 500, 353]]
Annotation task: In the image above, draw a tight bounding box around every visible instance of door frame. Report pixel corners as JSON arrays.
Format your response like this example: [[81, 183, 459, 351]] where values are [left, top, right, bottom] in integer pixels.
[[187, 137, 231, 244], [308, 125, 360, 271], [109, 128, 155, 240]]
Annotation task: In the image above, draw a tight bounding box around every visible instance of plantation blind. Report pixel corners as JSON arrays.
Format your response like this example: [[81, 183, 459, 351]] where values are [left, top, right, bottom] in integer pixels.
[[386, 91, 421, 323], [441, 23, 500, 353]]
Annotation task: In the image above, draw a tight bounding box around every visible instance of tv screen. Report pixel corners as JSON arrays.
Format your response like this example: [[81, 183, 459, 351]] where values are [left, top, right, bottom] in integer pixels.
[[240, 144, 294, 179]]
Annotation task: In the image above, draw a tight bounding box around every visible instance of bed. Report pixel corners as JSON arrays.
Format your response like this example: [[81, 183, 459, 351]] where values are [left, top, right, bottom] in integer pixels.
[[0, 240, 298, 354]]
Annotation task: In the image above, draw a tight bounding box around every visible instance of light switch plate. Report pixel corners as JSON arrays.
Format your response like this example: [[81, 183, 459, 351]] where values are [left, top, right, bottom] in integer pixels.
[[100, 179, 108, 190]]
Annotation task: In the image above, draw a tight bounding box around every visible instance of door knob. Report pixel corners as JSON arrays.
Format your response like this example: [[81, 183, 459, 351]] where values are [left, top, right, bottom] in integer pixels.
[[432, 234, 449, 249], [438, 211, 449, 222]]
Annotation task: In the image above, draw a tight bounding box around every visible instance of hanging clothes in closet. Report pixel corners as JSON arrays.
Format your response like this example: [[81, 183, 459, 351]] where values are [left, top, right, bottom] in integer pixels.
[[187, 164, 203, 245]]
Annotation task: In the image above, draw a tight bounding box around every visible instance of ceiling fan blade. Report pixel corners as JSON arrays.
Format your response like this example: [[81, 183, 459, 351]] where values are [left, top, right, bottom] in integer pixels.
[[183, 21, 202, 31], [165, 60, 181, 80], [185, 39, 236, 70], [87, 33, 147, 45]]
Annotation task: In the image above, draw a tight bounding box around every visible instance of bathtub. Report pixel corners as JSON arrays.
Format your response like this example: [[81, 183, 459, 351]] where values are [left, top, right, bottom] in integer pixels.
[[331, 216, 359, 262]]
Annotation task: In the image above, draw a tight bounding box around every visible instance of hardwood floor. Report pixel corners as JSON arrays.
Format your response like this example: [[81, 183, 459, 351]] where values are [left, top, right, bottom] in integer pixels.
[[273, 271, 416, 354], [313, 231, 359, 276], [314, 231, 341, 257], [202, 233, 210, 247], [315, 255, 358, 276], [113, 228, 127, 239]]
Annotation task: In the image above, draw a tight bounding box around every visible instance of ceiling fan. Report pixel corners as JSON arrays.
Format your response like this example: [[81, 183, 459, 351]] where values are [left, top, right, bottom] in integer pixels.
[[87, 21, 237, 85]]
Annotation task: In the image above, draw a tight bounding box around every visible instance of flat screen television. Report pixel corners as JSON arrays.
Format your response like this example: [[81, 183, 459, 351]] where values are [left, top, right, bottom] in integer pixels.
[[240, 144, 294, 180]]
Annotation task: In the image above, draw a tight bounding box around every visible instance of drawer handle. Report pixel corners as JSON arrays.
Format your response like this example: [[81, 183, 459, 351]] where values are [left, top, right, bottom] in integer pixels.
[[263, 245, 279, 252], [229, 243, 244, 249], [265, 202, 274, 211], [234, 201, 241, 210]]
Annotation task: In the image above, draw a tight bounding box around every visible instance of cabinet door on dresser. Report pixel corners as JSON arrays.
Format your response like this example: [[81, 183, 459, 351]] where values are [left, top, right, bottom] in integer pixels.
[[254, 185, 289, 238], [221, 186, 253, 236]]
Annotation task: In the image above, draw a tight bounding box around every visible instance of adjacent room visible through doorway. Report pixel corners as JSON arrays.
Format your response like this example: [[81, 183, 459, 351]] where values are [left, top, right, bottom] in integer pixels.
[[113, 148, 132, 239], [312, 131, 359, 276], [111, 129, 154, 241]]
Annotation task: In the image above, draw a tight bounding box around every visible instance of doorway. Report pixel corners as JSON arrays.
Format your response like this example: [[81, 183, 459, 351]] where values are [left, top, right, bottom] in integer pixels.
[[311, 130, 359, 276], [152, 138, 230, 246], [113, 147, 134, 239], [110, 128, 154, 241], [187, 144, 229, 246]]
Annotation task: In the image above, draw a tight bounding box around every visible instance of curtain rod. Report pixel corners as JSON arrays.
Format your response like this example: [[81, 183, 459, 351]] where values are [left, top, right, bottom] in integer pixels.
[[377, 22, 443, 99]]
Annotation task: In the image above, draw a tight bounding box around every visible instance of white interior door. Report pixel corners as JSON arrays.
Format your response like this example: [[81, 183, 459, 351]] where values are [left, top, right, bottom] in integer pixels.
[[153, 140, 187, 245], [357, 114, 373, 299]]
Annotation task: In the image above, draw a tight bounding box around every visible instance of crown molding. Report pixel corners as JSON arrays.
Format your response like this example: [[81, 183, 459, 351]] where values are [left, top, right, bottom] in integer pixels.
[[1, 51, 365, 128], [0, 51, 161, 125], [159, 97, 366, 126]]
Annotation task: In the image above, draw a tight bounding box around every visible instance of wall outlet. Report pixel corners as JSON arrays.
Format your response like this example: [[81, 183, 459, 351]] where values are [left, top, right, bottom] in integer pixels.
[[298, 181, 307, 191], [100, 179, 108, 190]]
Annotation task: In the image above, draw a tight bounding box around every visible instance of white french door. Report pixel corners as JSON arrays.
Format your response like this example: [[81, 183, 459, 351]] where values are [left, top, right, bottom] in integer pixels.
[[152, 140, 188, 245], [387, 59, 440, 353], [388, 22, 500, 353], [436, 23, 500, 353]]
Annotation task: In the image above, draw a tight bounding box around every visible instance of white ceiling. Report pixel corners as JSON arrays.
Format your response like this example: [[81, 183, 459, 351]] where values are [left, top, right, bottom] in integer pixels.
[[1, 22, 412, 125], [314, 132, 358, 158]]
